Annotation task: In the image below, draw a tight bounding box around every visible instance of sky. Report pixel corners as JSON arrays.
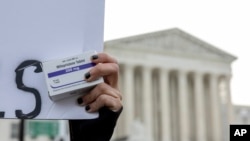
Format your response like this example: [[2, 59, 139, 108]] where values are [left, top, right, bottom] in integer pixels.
[[104, 0, 250, 106]]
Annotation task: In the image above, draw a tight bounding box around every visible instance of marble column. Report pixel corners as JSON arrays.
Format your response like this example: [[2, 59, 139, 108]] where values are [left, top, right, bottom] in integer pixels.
[[123, 64, 135, 136], [225, 75, 233, 123], [142, 66, 153, 141], [159, 69, 171, 141], [178, 71, 190, 141], [194, 72, 206, 141], [112, 65, 125, 139], [210, 74, 221, 141], [224, 75, 233, 141]]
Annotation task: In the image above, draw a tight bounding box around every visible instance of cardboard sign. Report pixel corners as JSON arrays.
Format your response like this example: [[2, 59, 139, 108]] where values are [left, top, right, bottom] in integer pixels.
[[0, 0, 104, 119]]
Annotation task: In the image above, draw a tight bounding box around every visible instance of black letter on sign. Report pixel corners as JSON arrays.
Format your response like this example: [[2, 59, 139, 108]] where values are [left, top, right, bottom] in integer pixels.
[[15, 60, 42, 119]]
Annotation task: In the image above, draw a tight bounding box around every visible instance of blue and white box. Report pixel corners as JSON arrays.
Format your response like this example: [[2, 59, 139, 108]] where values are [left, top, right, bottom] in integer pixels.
[[42, 51, 103, 101]]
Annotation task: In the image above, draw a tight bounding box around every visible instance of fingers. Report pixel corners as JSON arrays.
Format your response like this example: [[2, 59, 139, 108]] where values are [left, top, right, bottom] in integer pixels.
[[85, 63, 119, 82], [91, 53, 118, 64], [78, 53, 122, 112], [77, 83, 122, 112], [83, 83, 122, 104], [84, 53, 119, 88], [87, 95, 122, 112]]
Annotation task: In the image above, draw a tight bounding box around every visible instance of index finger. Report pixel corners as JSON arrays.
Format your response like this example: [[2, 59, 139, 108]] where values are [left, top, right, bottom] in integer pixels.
[[91, 53, 118, 64]]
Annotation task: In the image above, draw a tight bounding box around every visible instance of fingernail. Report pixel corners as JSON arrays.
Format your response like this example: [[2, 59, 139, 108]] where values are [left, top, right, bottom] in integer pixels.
[[85, 72, 91, 79], [85, 105, 90, 111], [91, 55, 98, 60], [77, 98, 83, 105]]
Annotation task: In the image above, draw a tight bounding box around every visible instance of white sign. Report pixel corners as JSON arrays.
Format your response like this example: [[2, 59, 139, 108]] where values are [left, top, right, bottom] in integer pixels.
[[0, 0, 104, 119]]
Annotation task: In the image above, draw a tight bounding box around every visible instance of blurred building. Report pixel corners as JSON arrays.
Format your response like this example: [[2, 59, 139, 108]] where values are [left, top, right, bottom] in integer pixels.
[[234, 105, 250, 124], [105, 28, 237, 141], [0, 119, 19, 141], [0, 119, 69, 141], [24, 120, 69, 141]]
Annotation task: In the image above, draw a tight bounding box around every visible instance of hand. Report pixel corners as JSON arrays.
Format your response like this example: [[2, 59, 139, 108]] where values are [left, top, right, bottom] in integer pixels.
[[77, 53, 122, 112]]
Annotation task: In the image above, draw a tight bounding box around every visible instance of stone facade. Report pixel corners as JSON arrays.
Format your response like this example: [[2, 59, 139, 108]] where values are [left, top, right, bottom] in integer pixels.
[[0, 119, 69, 141], [105, 28, 236, 141], [0, 119, 19, 141], [234, 105, 250, 124]]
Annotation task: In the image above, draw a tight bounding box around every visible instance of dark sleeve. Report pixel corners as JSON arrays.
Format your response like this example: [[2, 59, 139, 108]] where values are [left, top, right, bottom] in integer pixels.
[[68, 107, 122, 141]]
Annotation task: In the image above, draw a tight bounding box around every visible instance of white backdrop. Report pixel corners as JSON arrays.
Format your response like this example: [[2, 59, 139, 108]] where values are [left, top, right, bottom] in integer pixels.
[[0, 0, 104, 119]]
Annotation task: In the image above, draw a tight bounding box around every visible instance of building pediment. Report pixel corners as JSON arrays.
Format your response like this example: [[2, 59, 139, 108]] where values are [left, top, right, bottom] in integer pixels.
[[105, 28, 237, 63]]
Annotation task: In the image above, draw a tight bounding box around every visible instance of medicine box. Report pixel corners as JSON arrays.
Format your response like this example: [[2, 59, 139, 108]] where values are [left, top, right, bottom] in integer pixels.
[[42, 51, 103, 101]]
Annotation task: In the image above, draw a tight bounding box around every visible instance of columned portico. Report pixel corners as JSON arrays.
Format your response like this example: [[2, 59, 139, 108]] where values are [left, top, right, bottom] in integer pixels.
[[112, 63, 234, 141], [105, 28, 236, 141]]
